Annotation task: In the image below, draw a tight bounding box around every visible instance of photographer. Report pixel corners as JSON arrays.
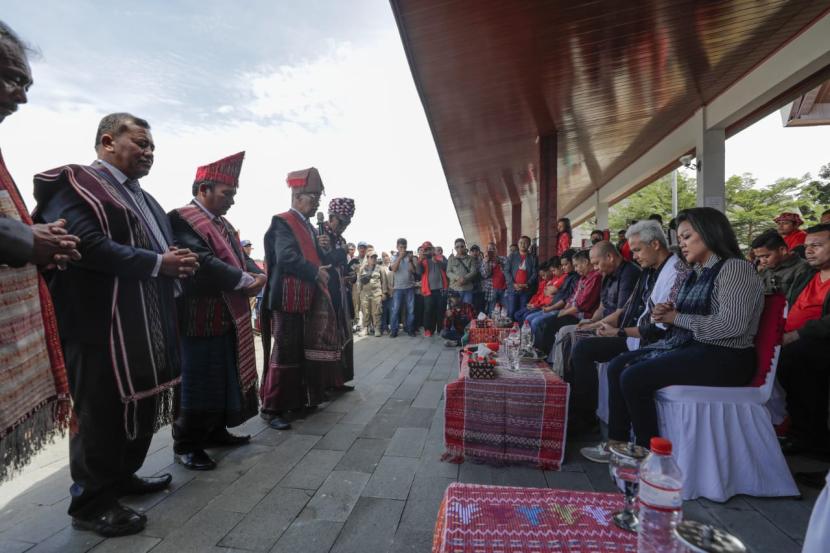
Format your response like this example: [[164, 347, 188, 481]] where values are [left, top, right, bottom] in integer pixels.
[[389, 238, 420, 337], [446, 238, 479, 305]]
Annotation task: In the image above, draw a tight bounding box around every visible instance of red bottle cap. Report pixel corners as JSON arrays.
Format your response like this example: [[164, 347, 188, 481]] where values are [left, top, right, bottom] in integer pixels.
[[650, 437, 672, 455]]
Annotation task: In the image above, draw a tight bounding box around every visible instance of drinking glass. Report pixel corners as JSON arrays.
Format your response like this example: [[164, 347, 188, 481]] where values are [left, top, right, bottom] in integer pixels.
[[608, 442, 649, 532]]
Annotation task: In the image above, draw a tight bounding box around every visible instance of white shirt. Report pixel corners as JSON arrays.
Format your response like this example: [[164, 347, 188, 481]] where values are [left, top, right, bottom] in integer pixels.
[[627, 254, 684, 351], [96, 159, 163, 278]]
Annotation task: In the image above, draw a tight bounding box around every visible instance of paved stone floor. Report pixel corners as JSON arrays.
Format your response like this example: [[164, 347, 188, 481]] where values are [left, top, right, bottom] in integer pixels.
[[0, 335, 827, 552]]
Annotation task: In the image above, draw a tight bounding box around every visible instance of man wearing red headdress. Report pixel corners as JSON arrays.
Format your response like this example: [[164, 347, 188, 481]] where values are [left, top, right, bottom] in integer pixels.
[[260, 168, 337, 430], [168, 152, 265, 470], [776, 212, 807, 253]]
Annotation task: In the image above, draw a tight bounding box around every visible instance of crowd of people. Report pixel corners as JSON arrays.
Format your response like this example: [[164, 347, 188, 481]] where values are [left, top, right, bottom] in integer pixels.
[[2, 18, 830, 542]]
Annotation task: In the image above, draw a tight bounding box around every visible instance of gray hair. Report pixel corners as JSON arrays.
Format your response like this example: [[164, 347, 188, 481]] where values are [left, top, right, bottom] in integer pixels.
[[626, 219, 668, 249]]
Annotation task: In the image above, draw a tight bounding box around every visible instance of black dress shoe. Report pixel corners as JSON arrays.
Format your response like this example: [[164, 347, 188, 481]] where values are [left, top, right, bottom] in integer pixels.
[[268, 416, 291, 430], [72, 503, 146, 537], [174, 449, 217, 471], [117, 473, 172, 495], [205, 429, 251, 448], [334, 384, 355, 392]]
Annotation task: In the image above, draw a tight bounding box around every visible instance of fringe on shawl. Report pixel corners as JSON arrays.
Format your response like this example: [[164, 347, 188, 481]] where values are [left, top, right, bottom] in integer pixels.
[[0, 396, 71, 482]]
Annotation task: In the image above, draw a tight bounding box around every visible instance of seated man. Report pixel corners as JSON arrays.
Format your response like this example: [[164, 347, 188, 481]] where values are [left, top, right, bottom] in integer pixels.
[[751, 228, 811, 296], [535, 249, 601, 355], [778, 223, 830, 461], [442, 294, 475, 347], [513, 262, 551, 323]]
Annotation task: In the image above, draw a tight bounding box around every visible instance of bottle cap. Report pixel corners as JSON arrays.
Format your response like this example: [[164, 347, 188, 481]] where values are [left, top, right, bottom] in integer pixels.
[[650, 436, 672, 455]]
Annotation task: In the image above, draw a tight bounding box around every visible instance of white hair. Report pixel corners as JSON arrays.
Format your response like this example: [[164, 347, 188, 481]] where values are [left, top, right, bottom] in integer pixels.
[[626, 219, 667, 249]]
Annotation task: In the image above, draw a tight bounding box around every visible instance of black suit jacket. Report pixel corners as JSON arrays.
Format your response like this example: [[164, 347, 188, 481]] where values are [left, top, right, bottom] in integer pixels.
[[168, 207, 245, 299], [35, 173, 176, 345], [262, 214, 323, 312]]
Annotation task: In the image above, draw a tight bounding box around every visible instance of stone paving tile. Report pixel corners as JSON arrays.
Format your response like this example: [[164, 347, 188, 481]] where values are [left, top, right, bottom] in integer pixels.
[[313, 423, 364, 452], [0, 498, 70, 545], [385, 427, 428, 458], [390, 528, 434, 553], [0, 539, 35, 553], [745, 495, 812, 541], [91, 534, 160, 553], [142, 479, 231, 538], [544, 470, 595, 491], [268, 520, 343, 553], [338, 403, 383, 425], [194, 443, 273, 484], [219, 487, 312, 551], [491, 466, 548, 488], [334, 438, 389, 474], [290, 411, 345, 436], [146, 506, 243, 553], [210, 434, 319, 514], [358, 413, 403, 439], [23, 525, 102, 553], [459, 461, 495, 485], [701, 500, 802, 553], [411, 380, 444, 409], [407, 474, 455, 503], [400, 407, 435, 429], [280, 450, 345, 490], [361, 456, 419, 500], [377, 398, 411, 416], [298, 471, 370, 523], [329, 497, 404, 553]]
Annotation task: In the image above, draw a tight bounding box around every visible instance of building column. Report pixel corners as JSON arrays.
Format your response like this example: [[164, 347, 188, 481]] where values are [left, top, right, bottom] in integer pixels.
[[595, 191, 609, 230], [696, 126, 726, 212]]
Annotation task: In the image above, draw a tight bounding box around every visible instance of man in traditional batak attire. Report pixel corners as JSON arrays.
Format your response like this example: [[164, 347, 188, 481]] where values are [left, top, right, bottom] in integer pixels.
[[319, 197, 357, 390], [0, 20, 79, 483], [260, 168, 337, 430], [33, 113, 199, 536], [168, 152, 266, 470]]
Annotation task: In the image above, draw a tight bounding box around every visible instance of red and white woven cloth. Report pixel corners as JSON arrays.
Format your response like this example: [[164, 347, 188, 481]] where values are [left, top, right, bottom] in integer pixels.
[[443, 352, 569, 470], [467, 326, 512, 345], [432, 483, 636, 553]]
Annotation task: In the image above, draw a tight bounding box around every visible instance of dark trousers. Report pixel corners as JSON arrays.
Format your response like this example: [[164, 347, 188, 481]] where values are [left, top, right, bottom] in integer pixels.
[[173, 334, 239, 455], [472, 290, 486, 315], [380, 297, 392, 333], [607, 341, 756, 447], [422, 290, 445, 334], [414, 293, 424, 330], [65, 342, 155, 518], [569, 336, 628, 417], [779, 338, 830, 447], [507, 290, 532, 319], [537, 314, 580, 353]]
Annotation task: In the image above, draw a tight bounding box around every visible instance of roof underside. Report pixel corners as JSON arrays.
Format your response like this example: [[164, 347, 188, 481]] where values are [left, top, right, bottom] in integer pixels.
[[392, 0, 830, 245]]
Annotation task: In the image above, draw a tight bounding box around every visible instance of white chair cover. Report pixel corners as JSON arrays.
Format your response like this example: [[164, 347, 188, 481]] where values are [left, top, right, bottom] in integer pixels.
[[655, 343, 798, 502], [803, 471, 830, 553]]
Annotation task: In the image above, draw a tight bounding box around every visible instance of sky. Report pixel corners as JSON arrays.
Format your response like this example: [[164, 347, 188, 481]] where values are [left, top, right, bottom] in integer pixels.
[[1, 1, 828, 258], [0, 0, 462, 257]]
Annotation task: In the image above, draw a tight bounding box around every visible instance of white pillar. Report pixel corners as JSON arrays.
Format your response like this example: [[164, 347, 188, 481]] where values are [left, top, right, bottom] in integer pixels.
[[696, 126, 726, 212], [595, 191, 609, 229]]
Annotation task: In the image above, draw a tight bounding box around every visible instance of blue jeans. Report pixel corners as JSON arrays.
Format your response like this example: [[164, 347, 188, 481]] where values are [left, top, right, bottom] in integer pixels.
[[487, 289, 506, 316], [390, 288, 415, 335], [507, 290, 532, 319], [530, 310, 559, 346]]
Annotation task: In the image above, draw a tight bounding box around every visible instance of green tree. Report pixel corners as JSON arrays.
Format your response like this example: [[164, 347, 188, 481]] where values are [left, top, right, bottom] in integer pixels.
[[724, 174, 803, 248], [796, 162, 830, 223], [608, 172, 696, 231]]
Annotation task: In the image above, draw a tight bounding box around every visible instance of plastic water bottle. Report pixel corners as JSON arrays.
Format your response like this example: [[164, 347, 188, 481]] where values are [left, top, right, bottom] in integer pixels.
[[521, 320, 532, 350], [637, 437, 683, 553]]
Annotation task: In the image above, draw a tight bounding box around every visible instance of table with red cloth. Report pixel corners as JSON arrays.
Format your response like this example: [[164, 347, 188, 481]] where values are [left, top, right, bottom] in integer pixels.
[[467, 325, 512, 345], [432, 483, 636, 553], [443, 351, 569, 470]]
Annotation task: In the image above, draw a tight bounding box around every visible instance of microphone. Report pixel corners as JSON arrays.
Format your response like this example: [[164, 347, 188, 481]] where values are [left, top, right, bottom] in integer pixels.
[[316, 212, 326, 234]]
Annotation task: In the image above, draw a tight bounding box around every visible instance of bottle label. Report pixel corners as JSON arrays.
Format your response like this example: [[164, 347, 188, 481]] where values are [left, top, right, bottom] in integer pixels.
[[638, 476, 682, 511]]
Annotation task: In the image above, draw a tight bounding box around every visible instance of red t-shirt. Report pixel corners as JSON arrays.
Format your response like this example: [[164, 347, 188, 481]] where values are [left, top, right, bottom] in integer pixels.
[[784, 230, 807, 251], [785, 273, 830, 332], [620, 240, 633, 261], [550, 273, 567, 290], [515, 255, 528, 285], [492, 263, 506, 290], [529, 278, 548, 305]]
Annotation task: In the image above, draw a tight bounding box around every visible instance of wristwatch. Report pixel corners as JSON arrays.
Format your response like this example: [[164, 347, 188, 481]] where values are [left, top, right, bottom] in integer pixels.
[[617, 328, 627, 338]]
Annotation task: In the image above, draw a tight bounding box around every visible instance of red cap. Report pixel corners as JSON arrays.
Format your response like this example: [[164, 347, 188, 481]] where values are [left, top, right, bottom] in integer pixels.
[[650, 437, 672, 455], [194, 151, 245, 187]]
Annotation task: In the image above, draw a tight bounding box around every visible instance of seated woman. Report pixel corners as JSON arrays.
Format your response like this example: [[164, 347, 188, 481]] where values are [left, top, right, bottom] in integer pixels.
[[607, 207, 763, 447]]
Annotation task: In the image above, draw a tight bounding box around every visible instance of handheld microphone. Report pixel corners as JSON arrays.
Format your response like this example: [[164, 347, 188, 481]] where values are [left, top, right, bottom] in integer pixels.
[[316, 212, 325, 234]]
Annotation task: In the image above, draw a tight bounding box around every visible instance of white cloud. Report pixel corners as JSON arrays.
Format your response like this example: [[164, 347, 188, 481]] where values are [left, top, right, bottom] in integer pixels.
[[0, 31, 463, 257]]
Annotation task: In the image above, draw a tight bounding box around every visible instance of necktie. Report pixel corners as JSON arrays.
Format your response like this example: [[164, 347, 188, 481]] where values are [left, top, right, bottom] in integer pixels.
[[124, 179, 168, 252]]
